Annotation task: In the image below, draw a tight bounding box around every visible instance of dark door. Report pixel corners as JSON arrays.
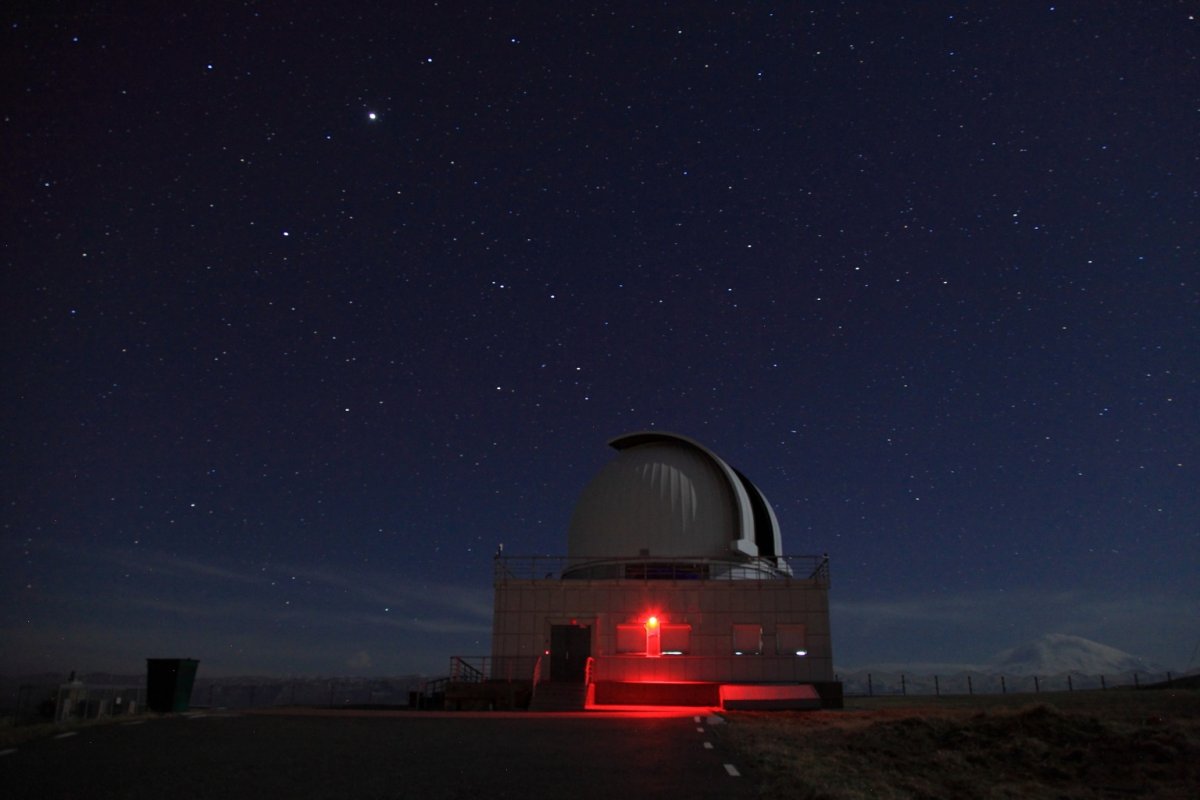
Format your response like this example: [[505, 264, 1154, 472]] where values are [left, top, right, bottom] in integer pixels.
[[549, 624, 591, 682]]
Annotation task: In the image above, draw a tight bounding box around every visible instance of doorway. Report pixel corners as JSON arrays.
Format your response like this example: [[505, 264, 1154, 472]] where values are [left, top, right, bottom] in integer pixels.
[[549, 624, 591, 682]]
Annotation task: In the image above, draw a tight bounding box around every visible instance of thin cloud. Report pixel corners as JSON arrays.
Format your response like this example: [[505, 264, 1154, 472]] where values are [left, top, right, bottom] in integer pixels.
[[268, 561, 494, 621]]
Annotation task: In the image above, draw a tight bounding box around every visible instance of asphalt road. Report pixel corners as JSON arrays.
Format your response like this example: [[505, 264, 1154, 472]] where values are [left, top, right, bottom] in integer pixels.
[[2, 710, 759, 799]]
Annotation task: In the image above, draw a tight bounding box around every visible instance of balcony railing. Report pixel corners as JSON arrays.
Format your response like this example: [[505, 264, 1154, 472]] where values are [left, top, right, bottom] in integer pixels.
[[493, 553, 830, 585], [448, 656, 489, 683]]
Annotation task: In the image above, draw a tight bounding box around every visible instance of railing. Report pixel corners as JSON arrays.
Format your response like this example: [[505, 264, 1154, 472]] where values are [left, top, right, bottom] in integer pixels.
[[494, 554, 830, 585], [448, 656, 489, 683], [529, 654, 544, 704], [809, 554, 830, 582], [419, 676, 449, 707]]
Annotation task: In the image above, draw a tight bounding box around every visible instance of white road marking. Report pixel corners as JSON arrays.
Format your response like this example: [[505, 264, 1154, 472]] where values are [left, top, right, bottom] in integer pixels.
[[703, 742, 714, 749], [696, 726, 705, 732], [724, 763, 741, 777], [1, 748, 17, 756], [54, 732, 77, 739], [693, 715, 701, 723]]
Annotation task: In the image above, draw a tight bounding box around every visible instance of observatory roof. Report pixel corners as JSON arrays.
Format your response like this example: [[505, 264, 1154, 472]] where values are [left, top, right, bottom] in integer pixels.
[[566, 431, 783, 569]]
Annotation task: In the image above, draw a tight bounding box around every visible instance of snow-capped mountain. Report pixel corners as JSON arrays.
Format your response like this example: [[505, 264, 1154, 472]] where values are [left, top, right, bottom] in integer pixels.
[[834, 634, 1174, 694], [989, 634, 1167, 676]]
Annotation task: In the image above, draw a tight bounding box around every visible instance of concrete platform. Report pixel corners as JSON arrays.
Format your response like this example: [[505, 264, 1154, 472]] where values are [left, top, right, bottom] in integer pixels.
[[719, 683, 822, 710], [591, 680, 834, 710]]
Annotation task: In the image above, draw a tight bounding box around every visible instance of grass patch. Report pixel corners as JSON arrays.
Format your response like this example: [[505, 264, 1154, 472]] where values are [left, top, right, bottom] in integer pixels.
[[719, 689, 1200, 799]]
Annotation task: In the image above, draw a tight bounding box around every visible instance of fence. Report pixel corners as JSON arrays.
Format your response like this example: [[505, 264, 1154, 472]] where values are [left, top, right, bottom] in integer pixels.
[[838, 670, 1179, 698], [494, 554, 830, 584], [4, 676, 438, 720], [9, 683, 146, 723], [191, 677, 423, 709]]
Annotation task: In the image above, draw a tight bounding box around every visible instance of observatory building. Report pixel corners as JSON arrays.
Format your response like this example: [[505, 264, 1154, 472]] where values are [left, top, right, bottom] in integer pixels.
[[485, 431, 840, 710]]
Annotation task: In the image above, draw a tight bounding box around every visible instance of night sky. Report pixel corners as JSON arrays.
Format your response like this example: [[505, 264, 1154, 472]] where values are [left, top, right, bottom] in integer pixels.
[[4, 3, 1197, 678]]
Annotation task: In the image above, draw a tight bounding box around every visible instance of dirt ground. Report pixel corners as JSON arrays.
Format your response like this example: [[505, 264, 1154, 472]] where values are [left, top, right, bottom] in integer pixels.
[[718, 689, 1200, 799]]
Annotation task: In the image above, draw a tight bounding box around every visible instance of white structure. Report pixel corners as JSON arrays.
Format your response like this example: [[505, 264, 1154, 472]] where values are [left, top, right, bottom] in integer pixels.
[[488, 431, 840, 709]]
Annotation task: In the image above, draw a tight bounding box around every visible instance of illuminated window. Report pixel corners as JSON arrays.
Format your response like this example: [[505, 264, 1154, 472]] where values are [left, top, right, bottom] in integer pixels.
[[732, 624, 762, 655], [616, 624, 646, 654], [660, 624, 691, 655], [777, 624, 808, 656]]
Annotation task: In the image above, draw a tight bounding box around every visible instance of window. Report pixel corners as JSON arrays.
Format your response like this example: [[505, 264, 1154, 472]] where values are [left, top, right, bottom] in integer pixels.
[[661, 624, 691, 655], [777, 624, 808, 656], [732, 624, 762, 655], [616, 624, 645, 654]]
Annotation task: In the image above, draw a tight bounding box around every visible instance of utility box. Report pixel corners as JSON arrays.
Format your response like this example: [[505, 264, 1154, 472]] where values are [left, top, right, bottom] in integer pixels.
[[146, 659, 199, 712]]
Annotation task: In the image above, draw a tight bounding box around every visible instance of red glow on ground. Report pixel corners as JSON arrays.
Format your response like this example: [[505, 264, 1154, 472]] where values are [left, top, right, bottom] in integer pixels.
[[251, 707, 711, 719], [582, 703, 720, 716], [605, 679, 713, 685]]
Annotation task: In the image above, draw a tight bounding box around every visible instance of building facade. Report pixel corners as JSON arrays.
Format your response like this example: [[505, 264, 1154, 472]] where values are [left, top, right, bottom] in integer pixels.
[[489, 431, 840, 709]]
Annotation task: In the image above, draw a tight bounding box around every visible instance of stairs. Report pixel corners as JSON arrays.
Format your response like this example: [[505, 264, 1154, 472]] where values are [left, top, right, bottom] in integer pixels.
[[528, 681, 588, 711]]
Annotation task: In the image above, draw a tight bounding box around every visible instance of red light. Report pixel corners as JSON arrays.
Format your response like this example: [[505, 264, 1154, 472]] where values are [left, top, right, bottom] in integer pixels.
[[644, 616, 662, 657]]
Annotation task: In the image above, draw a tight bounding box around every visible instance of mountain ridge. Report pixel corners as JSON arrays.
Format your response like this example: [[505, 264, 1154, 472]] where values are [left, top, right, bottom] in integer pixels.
[[838, 633, 1173, 677], [989, 633, 1169, 677]]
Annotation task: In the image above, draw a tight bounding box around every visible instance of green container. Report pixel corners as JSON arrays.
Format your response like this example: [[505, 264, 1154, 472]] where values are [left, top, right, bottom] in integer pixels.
[[146, 658, 199, 712]]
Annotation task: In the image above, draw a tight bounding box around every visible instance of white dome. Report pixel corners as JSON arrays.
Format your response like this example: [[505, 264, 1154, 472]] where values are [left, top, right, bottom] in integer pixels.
[[566, 432, 784, 575]]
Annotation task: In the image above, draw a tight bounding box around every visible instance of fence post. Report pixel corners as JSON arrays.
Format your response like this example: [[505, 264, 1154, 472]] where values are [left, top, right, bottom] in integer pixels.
[[1101, 675, 1106, 690], [967, 675, 973, 696], [934, 675, 940, 697], [1134, 673, 1139, 689], [1067, 675, 1073, 692], [1001, 675, 1006, 694], [868, 673, 873, 697], [901, 674, 907, 696], [1034, 675, 1039, 693]]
